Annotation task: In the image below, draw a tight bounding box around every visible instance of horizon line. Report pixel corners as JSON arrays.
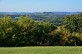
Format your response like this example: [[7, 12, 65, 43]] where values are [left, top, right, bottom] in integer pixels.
[[0, 11, 82, 13]]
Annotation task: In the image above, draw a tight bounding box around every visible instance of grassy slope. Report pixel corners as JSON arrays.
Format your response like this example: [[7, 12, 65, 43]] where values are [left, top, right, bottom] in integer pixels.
[[0, 46, 82, 54]]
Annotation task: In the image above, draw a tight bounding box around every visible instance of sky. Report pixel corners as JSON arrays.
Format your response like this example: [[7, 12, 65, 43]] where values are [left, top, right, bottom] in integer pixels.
[[0, 0, 82, 12]]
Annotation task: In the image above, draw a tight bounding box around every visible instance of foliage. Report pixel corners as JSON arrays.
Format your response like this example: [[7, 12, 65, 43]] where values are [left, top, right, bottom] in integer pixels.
[[45, 16, 63, 26], [0, 13, 82, 46], [64, 13, 82, 32]]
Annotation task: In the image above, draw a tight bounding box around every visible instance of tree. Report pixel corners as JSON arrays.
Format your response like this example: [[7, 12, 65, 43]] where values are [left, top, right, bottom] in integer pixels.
[[13, 16, 35, 46], [45, 16, 63, 26], [0, 16, 16, 46], [64, 13, 82, 33], [29, 22, 57, 46]]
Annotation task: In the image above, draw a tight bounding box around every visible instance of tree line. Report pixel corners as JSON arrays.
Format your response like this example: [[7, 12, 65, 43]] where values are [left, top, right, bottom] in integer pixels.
[[0, 13, 82, 47]]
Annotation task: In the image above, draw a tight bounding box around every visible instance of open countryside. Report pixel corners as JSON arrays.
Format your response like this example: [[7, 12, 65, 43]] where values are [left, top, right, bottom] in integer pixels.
[[0, 0, 82, 54]]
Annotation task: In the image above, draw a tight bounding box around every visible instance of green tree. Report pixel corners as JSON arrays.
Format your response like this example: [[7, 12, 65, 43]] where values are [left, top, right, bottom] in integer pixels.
[[64, 13, 82, 33], [29, 22, 56, 46], [13, 16, 35, 46], [0, 16, 16, 46]]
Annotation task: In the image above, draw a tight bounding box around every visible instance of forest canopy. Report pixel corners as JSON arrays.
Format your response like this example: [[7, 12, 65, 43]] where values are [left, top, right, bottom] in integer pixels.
[[0, 13, 82, 47]]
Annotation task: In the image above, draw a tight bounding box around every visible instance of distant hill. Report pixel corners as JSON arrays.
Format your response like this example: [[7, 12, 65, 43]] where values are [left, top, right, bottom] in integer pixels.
[[0, 12, 81, 26], [0, 12, 81, 21], [0, 12, 81, 15]]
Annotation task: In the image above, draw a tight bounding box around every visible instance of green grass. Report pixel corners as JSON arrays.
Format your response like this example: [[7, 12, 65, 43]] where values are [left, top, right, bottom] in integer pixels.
[[0, 46, 82, 54]]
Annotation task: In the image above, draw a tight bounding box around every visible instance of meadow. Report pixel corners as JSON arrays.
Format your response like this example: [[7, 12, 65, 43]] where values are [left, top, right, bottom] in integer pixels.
[[0, 46, 82, 54]]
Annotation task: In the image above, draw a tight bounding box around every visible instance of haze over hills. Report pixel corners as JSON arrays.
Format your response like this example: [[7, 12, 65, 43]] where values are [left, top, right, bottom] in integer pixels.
[[0, 12, 80, 20], [0, 12, 80, 15], [0, 12, 81, 25]]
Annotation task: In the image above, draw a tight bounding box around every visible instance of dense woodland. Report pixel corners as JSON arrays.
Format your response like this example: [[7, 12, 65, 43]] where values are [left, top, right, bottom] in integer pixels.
[[0, 13, 82, 47]]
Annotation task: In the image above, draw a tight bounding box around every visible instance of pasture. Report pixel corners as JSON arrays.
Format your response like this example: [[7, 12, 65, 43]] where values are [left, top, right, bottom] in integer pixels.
[[0, 46, 82, 54]]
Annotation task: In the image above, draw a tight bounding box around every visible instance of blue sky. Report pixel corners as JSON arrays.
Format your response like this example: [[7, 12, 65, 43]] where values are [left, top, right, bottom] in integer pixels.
[[0, 0, 82, 12]]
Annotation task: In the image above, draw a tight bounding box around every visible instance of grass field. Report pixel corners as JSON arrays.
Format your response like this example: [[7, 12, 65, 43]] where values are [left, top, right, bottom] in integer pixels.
[[0, 46, 82, 54]]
